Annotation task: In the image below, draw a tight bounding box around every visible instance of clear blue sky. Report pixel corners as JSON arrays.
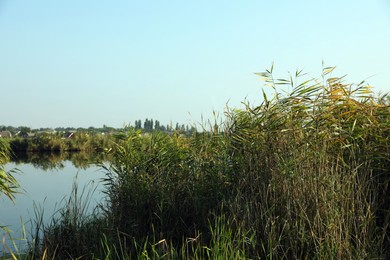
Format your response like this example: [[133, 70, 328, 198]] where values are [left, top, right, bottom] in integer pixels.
[[1, 0, 389, 128]]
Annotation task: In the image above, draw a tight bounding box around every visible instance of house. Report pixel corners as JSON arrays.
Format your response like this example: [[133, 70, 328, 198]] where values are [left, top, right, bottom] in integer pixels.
[[16, 131, 33, 138], [0, 131, 12, 138], [64, 131, 76, 139]]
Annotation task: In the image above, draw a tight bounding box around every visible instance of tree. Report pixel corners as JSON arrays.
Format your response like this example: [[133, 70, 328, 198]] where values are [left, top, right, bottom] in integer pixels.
[[144, 119, 148, 130], [135, 120, 142, 130], [154, 120, 160, 131]]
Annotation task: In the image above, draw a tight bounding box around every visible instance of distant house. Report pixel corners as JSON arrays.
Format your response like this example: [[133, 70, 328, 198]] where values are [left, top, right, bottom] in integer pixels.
[[0, 131, 12, 138], [16, 131, 33, 138], [37, 129, 56, 135], [64, 131, 75, 139]]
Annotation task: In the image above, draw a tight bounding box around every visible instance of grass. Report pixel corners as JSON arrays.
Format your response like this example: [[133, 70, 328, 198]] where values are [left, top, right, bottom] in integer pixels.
[[0, 139, 18, 203], [3, 65, 390, 259]]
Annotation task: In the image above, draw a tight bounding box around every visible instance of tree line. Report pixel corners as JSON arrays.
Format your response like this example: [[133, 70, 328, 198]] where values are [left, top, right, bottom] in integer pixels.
[[134, 118, 197, 134], [0, 119, 198, 137]]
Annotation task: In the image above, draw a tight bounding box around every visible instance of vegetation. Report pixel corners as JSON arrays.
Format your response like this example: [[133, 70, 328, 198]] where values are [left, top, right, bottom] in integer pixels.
[[0, 134, 18, 254], [2, 66, 390, 259], [7, 132, 113, 154], [0, 121, 196, 139], [1, 121, 196, 156], [0, 138, 18, 203]]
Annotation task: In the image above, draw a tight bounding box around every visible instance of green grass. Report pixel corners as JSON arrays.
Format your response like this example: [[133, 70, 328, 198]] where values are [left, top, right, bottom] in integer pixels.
[[4, 65, 390, 259], [0, 138, 18, 205]]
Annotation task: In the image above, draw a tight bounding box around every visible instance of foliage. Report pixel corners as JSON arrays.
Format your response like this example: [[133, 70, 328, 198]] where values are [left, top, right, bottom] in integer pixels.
[[27, 180, 102, 259], [226, 65, 390, 258], [0, 137, 19, 255], [0, 138, 18, 203], [8, 132, 113, 154], [103, 130, 234, 245], [11, 65, 390, 259]]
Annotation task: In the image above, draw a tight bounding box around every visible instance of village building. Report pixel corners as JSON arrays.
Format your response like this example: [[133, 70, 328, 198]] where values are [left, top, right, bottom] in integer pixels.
[[0, 131, 12, 138]]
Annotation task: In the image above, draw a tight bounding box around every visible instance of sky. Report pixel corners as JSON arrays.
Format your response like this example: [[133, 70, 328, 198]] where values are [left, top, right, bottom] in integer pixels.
[[0, 0, 389, 129]]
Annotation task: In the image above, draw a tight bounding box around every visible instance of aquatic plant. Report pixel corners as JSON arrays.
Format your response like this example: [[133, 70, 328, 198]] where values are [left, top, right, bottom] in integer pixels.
[[25, 65, 390, 259], [0, 138, 18, 202]]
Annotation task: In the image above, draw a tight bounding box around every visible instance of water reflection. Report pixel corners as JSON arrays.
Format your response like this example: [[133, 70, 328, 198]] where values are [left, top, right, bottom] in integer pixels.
[[10, 151, 110, 170]]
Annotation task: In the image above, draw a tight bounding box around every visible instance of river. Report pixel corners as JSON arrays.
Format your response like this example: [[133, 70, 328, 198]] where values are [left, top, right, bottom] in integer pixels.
[[0, 160, 107, 255]]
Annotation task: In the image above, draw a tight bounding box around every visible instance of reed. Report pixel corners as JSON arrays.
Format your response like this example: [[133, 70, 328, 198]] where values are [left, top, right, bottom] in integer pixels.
[[25, 177, 104, 259], [225, 65, 389, 258], [0, 138, 18, 203], [22, 65, 390, 259]]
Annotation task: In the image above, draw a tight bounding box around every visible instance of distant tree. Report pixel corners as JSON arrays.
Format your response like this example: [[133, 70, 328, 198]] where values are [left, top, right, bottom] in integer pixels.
[[144, 119, 148, 130], [20, 126, 31, 133], [154, 120, 160, 131], [17, 126, 31, 137], [102, 125, 115, 133], [189, 126, 197, 134], [143, 119, 154, 132], [135, 120, 142, 130]]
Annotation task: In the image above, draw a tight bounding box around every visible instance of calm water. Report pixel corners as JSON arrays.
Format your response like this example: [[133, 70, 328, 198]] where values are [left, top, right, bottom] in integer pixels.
[[0, 160, 107, 254]]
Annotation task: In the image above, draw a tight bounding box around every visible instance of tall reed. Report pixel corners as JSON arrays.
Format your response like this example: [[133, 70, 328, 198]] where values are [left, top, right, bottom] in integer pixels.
[[26, 65, 389, 259], [0, 138, 18, 202], [225, 65, 389, 258]]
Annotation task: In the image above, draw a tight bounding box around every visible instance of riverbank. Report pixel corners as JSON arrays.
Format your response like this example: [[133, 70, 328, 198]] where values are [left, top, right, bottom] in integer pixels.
[[7, 132, 112, 154]]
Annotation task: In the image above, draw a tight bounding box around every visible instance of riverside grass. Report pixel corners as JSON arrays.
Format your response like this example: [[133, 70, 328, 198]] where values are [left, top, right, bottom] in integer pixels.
[[1, 139, 20, 259], [10, 66, 390, 259], [0, 139, 18, 203]]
